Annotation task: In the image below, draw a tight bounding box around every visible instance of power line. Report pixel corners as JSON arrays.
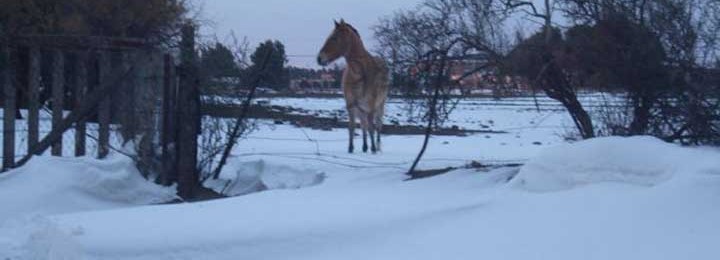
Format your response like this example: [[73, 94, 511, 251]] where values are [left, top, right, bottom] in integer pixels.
[[287, 54, 317, 58]]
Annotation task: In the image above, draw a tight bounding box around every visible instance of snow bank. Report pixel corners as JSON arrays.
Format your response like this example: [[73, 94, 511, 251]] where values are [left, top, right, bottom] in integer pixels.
[[512, 136, 711, 192], [6, 131, 718, 259], [205, 159, 326, 196], [0, 155, 177, 222], [0, 154, 177, 259], [0, 217, 83, 260]]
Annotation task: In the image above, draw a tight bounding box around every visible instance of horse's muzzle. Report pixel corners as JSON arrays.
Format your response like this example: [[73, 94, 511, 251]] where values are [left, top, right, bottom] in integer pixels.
[[317, 56, 327, 66]]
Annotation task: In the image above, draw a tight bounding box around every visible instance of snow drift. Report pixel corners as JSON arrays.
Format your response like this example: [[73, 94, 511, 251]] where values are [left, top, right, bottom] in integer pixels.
[[0, 154, 178, 259], [205, 159, 326, 196], [0, 155, 177, 222], [513, 136, 718, 192], [2, 129, 720, 259]]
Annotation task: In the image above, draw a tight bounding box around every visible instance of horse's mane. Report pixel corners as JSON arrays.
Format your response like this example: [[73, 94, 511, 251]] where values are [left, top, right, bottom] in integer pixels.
[[345, 23, 360, 39]]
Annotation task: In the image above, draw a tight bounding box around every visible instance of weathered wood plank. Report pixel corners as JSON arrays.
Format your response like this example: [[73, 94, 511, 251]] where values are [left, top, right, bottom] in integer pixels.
[[15, 35, 149, 51], [161, 54, 177, 185], [15, 61, 135, 168], [27, 47, 40, 154], [118, 52, 135, 142], [51, 50, 65, 156], [74, 52, 88, 157], [97, 52, 111, 159], [177, 24, 200, 199], [2, 45, 16, 171], [133, 51, 153, 178]]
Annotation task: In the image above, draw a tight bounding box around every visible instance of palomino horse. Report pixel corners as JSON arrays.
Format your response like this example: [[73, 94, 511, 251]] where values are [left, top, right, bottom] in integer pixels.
[[318, 19, 389, 154]]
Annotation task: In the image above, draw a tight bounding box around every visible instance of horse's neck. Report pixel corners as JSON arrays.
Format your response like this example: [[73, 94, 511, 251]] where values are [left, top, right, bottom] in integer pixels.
[[345, 39, 373, 83], [345, 36, 371, 65]]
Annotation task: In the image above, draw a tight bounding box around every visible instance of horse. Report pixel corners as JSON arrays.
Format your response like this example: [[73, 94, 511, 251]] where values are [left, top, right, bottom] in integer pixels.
[[317, 19, 389, 154]]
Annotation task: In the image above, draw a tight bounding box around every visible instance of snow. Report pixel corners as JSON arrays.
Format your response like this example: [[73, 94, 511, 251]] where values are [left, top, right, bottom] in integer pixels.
[[205, 159, 326, 196], [1, 95, 720, 259], [2, 135, 719, 259], [513, 136, 684, 192], [0, 155, 177, 223], [0, 155, 177, 259], [258, 94, 625, 132]]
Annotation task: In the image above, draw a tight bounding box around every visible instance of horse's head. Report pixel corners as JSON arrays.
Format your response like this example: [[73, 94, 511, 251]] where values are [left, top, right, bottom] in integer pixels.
[[318, 19, 357, 66]]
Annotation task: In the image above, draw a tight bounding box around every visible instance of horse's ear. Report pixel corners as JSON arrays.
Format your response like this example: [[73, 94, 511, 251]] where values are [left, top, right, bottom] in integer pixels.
[[340, 19, 346, 25], [334, 20, 340, 27]]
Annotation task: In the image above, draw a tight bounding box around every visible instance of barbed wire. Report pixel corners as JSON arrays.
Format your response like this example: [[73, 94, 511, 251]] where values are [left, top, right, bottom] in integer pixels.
[[231, 152, 526, 168], [299, 127, 321, 154], [1, 92, 545, 171], [243, 136, 347, 142]]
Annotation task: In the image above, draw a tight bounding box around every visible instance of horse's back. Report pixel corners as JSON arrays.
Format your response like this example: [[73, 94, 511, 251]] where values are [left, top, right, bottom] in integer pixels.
[[342, 55, 389, 113]]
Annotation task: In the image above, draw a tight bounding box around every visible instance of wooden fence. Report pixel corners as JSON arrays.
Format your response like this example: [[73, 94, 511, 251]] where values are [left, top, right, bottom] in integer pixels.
[[0, 25, 200, 197]]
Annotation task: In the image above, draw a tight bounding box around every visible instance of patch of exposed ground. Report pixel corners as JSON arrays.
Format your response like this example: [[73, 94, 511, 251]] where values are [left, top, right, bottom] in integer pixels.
[[202, 104, 507, 136]]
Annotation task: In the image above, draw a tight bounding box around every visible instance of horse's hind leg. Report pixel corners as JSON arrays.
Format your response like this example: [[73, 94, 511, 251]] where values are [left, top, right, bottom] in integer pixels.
[[360, 115, 369, 153], [362, 128, 368, 153], [367, 112, 377, 153], [375, 113, 383, 152], [348, 108, 356, 153]]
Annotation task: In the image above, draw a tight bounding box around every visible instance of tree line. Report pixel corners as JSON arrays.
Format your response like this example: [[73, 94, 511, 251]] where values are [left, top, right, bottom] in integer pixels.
[[200, 39, 347, 94], [0, 0, 188, 44], [199, 39, 291, 93]]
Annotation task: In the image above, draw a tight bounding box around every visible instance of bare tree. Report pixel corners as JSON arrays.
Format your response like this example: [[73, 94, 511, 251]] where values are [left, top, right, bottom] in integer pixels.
[[376, 0, 508, 176], [501, 0, 596, 139], [208, 44, 275, 181], [559, 0, 720, 144]]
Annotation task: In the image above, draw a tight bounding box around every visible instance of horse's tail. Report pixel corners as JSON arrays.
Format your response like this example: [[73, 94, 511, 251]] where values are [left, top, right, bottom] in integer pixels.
[[374, 56, 390, 126]]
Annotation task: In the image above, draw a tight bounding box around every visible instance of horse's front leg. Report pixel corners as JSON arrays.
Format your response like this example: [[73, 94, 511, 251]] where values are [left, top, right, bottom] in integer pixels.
[[347, 108, 356, 153], [362, 129, 368, 153], [357, 112, 368, 153], [375, 107, 384, 152], [375, 116, 382, 152]]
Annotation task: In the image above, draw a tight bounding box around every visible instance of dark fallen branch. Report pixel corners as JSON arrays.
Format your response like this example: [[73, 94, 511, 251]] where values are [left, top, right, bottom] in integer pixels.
[[157, 186, 228, 204], [406, 161, 524, 181]]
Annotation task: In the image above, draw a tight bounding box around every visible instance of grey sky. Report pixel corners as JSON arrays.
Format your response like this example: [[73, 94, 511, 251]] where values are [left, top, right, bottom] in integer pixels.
[[199, 0, 422, 68]]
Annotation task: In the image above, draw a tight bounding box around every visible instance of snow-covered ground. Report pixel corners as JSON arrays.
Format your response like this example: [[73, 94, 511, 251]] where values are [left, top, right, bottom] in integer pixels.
[[1, 95, 720, 259], [257, 94, 625, 132]]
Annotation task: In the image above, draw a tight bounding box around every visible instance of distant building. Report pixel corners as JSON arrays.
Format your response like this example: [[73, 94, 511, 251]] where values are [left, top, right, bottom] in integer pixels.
[[289, 71, 341, 93], [408, 58, 532, 96]]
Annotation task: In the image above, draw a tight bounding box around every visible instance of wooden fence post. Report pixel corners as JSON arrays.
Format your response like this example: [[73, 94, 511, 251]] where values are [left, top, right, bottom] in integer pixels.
[[177, 24, 200, 199], [132, 50, 161, 179], [74, 52, 88, 157], [119, 51, 135, 143], [27, 47, 40, 155], [51, 50, 65, 156], [161, 54, 177, 185], [2, 44, 16, 171], [97, 52, 111, 159]]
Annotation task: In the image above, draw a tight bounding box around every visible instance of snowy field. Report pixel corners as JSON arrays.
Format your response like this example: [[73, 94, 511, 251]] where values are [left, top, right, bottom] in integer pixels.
[[258, 93, 625, 132], [1, 95, 720, 259]]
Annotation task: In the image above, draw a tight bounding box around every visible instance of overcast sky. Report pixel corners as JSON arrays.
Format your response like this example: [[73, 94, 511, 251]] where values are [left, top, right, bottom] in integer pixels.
[[198, 0, 422, 68]]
